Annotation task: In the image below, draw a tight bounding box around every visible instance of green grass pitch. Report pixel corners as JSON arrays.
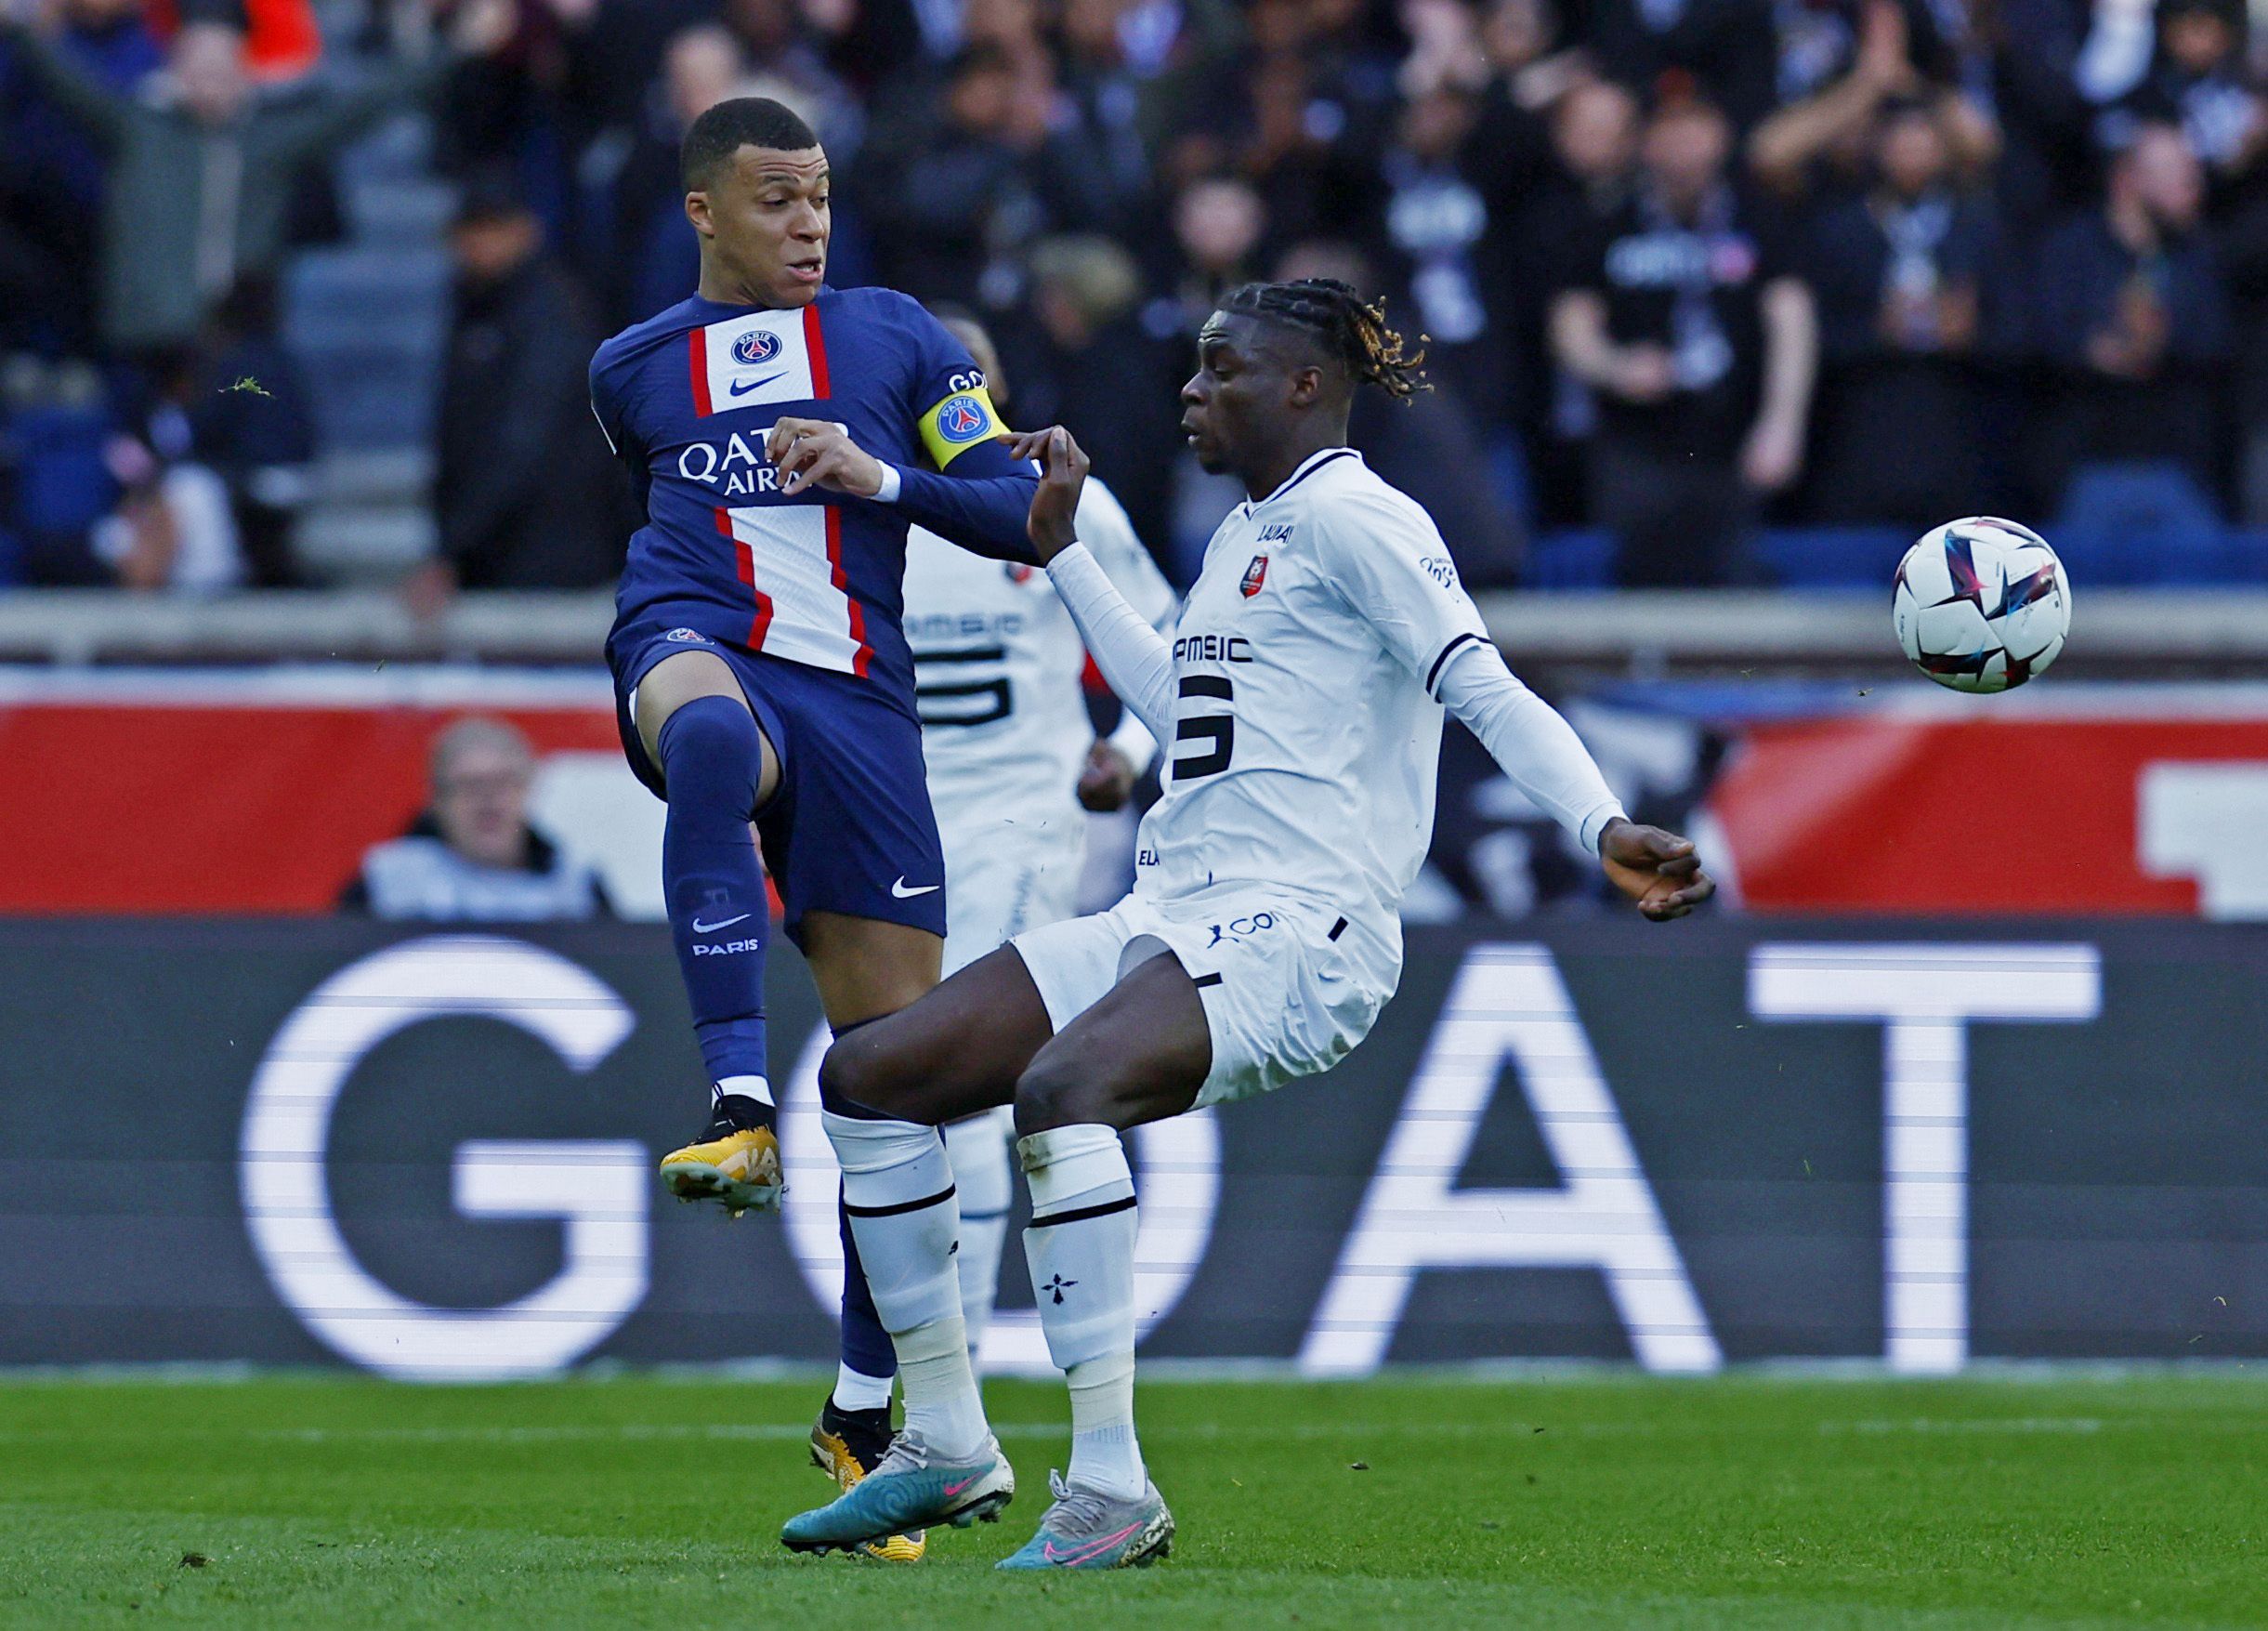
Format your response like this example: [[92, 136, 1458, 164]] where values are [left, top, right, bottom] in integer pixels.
[[0, 1371, 2260, 1628]]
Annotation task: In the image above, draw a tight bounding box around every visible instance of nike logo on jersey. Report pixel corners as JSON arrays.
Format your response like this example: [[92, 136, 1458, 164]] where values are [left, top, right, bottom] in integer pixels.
[[692, 913, 753, 933], [891, 877, 941, 899], [728, 371, 786, 397]]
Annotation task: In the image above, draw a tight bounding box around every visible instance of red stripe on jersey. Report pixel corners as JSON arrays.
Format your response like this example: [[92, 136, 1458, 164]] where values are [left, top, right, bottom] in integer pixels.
[[803, 304, 830, 399], [688, 327, 713, 417], [716, 506, 773, 649], [821, 506, 870, 677]]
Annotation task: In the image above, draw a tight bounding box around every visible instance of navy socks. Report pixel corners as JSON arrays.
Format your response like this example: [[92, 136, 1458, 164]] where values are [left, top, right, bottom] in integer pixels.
[[657, 695, 771, 1107]]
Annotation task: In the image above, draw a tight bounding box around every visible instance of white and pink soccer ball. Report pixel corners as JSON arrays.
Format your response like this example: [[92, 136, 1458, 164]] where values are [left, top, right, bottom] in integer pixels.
[[1892, 517, 2072, 693]]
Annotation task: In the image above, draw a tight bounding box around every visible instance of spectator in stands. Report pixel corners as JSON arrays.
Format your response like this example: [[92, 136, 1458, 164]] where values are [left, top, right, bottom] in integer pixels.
[[1551, 93, 1818, 585], [1371, 85, 1507, 422], [415, 175, 625, 601], [2130, 0, 2266, 205], [857, 40, 1106, 301], [1515, 76, 1643, 525], [1748, 0, 1998, 204], [1803, 97, 1999, 526], [170, 272, 313, 585], [1580, 0, 1778, 134], [0, 0, 513, 356], [85, 427, 243, 591], [2031, 119, 2231, 506], [1278, 237, 1527, 585], [611, 22, 750, 324], [0, 0, 168, 350], [1007, 233, 1183, 559], [339, 716, 612, 920]]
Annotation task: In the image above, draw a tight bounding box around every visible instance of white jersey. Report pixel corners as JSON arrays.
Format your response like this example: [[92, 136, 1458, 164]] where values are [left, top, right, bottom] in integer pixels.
[[1132, 447, 1494, 975], [903, 479, 1175, 828], [903, 477, 1176, 973]]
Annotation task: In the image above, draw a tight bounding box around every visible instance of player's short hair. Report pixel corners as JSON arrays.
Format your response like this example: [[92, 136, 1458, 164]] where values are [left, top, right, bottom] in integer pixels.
[[681, 97, 822, 191], [1221, 279, 1429, 402]]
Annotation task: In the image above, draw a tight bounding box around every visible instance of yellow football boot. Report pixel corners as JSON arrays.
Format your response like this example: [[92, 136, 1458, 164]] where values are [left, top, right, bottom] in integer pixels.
[[658, 1121, 781, 1217], [811, 1399, 925, 1563]]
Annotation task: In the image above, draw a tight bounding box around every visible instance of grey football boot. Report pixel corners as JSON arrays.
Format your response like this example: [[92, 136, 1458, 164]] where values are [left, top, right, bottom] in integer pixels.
[[995, 1470, 1173, 1571]]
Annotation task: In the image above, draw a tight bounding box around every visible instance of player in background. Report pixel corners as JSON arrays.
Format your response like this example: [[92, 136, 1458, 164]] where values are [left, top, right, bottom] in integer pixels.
[[586, 99, 1037, 1232], [780, 280, 1712, 1568], [812, 313, 1176, 1559]]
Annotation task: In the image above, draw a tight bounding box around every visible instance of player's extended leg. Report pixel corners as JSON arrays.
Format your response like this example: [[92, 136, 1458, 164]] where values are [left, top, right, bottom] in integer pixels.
[[636, 652, 785, 1214], [780, 947, 1056, 1554], [995, 952, 1207, 1572]]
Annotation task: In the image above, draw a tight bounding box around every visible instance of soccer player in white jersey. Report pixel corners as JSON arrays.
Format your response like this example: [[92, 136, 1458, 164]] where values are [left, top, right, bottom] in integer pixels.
[[780, 279, 1713, 1569], [811, 318, 1175, 1561]]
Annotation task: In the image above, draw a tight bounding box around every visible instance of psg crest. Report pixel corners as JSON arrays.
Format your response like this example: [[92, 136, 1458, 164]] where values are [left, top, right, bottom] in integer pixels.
[[1240, 554, 1269, 598], [731, 329, 782, 366], [937, 395, 990, 444]]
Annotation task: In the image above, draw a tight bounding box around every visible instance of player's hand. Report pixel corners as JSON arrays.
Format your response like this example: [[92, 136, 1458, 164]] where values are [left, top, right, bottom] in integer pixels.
[[1598, 818, 1713, 922], [1004, 425, 1088, 563], [767, 416, 886, 499], [1077, 740, 1137, 811]]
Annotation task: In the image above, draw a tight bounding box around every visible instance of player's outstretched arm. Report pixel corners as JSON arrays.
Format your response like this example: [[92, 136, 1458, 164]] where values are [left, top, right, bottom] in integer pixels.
[[1007, 427, 1177, 744], [1435, 641, 1712, 921], [766, 414, 1042, 563]]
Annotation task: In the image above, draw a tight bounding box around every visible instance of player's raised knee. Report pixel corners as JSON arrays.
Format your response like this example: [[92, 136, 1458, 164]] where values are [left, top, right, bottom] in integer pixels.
[[818, 1024, 917, 1120], [1012, 1053, 1109, 1137]]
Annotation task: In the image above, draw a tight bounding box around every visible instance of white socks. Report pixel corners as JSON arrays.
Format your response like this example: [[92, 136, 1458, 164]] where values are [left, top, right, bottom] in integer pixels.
[[823, 1111, 989, 1461], [896, 1313, 989, 1459], [1019, 1124, 1146, 1500], [832, 1361, 892, 1414], [943, 1109, 1015, 1354], [1067, 1352, 1144, 1500]]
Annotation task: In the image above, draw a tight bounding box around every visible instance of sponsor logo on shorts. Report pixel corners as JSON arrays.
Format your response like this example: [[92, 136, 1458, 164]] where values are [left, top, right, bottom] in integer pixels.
[[935, 394, 990, 444], [891, 876, 942, 899], [731, 329, 782, 366], [1206, 910, 1279, 947]]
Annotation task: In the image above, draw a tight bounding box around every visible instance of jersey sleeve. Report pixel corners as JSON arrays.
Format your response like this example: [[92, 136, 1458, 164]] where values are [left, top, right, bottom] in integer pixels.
[[902, 299, 1009, 472], [878, 296, 1040, 562], [1316, 493, 1492, 697], [1074, 479, 1178, 631], [588, 348, 650, 511]]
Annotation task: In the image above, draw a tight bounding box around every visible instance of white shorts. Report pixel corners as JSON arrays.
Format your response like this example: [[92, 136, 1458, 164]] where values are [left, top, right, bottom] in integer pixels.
[[939, 809, 1086, 978], [1010, 886, 1396, 1107]]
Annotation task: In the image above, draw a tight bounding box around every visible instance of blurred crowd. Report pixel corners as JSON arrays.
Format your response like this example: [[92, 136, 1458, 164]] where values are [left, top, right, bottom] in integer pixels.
[[8, 0, 2268, 590]]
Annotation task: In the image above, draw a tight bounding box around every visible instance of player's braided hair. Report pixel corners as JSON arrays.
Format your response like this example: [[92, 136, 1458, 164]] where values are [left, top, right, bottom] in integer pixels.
[[1223, 279, 1429, 402]]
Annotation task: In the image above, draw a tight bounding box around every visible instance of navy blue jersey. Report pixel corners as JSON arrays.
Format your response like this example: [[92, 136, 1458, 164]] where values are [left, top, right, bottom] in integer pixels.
[[590, 285, 1037, 699]]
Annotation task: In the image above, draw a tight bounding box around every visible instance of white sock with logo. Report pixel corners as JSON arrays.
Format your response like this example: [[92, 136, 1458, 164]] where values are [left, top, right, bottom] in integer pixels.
[[823, 1111, 990, 1461], [1019, 1124, 1145, 1501]]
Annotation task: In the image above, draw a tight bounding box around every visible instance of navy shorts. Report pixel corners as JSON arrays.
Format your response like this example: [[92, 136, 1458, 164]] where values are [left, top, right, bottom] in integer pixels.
[[610, 623, 946, 945]]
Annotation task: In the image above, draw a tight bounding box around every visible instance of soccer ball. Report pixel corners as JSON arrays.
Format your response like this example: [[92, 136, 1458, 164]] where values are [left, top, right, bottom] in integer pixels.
[[1892, 517, 2071, 693]]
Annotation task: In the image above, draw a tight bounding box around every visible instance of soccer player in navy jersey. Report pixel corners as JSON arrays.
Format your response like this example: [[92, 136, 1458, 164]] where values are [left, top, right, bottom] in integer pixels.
[[587, 100, 1037, 1276]]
